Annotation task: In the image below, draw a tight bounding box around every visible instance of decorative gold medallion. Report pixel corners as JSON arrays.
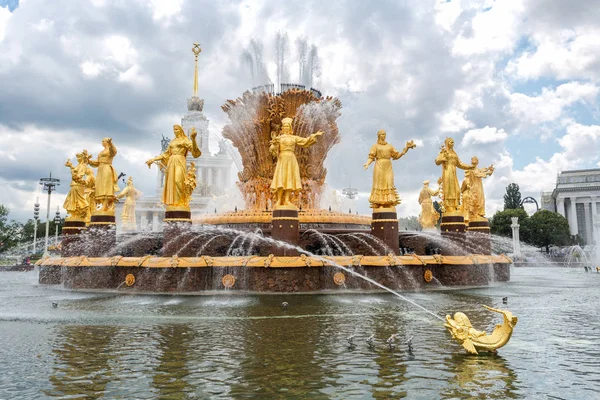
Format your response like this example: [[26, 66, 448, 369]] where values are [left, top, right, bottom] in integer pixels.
[[125, 274, 135, 287], [333, 272, 346, 286], [222, 274, 236, 288], [423, 269, 433, 283]]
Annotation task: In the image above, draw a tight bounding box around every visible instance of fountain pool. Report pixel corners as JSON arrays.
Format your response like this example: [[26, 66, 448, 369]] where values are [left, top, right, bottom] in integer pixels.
[[1, 267, 598, 398]]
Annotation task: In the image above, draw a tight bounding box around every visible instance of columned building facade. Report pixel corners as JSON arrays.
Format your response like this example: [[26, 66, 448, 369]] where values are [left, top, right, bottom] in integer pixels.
[[545, 169, 600, 246]]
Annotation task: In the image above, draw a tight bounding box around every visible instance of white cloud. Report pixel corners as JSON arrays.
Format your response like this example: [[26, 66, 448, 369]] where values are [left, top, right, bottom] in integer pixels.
[[508, 82, 598, 124], [148, 0, 184, 22], [104, 35, 138, 68], [0, 4, 11, 42], [80, 61, 104, 78], [452, 0, 525, 56], [506, 28, 600, 82], [118, 64, 152, 89], [461, 126, 508, 146]]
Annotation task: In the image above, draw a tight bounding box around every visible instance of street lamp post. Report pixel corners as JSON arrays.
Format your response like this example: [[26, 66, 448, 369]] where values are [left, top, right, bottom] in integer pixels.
[[54, 206, 61, 246], [39, 172, 60, 256], [33, 197, 40, 254]]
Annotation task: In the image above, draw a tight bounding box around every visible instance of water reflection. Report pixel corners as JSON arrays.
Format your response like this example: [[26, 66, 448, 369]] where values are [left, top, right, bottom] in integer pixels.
[[152, 324, 196, 398], [441, 353, 519, 399], [46, 326, 116, 399]]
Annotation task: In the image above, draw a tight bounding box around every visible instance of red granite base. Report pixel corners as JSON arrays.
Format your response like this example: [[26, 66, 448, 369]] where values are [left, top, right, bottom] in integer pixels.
[[37, 262, 510, 293]]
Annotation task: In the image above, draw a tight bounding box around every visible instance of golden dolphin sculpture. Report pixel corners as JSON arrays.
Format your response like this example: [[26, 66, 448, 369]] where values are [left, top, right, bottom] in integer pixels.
[[444, 305, 518, 355]]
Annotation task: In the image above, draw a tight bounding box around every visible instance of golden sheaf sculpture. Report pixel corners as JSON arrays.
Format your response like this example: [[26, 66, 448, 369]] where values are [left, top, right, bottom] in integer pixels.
[[146, 125, 201, 210], [363, 130, 416, 209], [444, 305, 518, 355], [222, 89, 342, 210]]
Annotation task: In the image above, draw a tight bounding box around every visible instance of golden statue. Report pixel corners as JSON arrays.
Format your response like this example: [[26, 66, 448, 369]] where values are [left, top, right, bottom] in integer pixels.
[[183, 162, 198, 207], [444, 305, 518, 355], [435, 137, 473, 213], [83, 159, 96, 224], [463, 157, 494, 220], [363, 130, 416, 209], [88, 137, 119, 213], [63, 150, 91, 220], [116, 177, 141, 230], [418, 180, 440, 229], [146, 125, 201, 210], [269, 117, 323, 208]]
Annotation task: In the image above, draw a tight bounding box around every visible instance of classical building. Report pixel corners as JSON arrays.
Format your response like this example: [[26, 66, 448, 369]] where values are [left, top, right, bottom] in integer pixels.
[[116, 46, 233, 233], [543, 168, 600, 245]]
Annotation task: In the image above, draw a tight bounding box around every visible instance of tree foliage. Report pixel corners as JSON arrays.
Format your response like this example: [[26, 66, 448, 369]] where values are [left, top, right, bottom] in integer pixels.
[[0, 205, 63, 254], [503, 183, 522, 210], [490, 208, 530, 242], [526, 210, 571, 252]]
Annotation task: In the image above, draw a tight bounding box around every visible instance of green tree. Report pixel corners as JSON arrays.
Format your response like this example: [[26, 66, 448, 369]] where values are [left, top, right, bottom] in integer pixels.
[[503, 183, 522, 209], [490, 208, 530, 243], [21, 218, 63, 245], [0, 205, 25, 253], [525, 210, 571, 253]]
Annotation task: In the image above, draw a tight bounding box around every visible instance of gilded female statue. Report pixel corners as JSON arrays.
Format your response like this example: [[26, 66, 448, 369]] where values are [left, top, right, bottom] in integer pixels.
[[146, 125, 201, 208], [435, 137, 472, 213], [89, 137, 119, 212], [64, 150, 91, 219], [363, 130, 416, 209], [418, 180, 440, 229], [269, 117, 323, 208], [116, 177, 141, 229], [463, 156, 494, 220]]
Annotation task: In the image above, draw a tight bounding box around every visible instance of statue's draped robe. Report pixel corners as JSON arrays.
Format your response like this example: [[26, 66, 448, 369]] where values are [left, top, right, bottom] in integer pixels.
[[270, 134, 318, 192], [367, 142, 401, 208], [468, 168, 488, 218], [156, 137, 195, 207], [435, 149, 470, 210], [117, 185, 139, 223], [418, 187, 439, 228], [64, 163, 88, 216], [90, 144, 118, 201]]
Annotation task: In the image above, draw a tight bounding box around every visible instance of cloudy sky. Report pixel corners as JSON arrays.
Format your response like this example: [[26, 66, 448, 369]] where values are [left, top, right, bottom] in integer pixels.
[[1, 0, 599, 221]]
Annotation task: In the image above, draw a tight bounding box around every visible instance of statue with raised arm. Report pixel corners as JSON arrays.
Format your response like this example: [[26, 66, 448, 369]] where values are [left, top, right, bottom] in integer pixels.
[[146, 125, 201, 210], [269, 117, 323, 208], [116, 177, 142, 230], [64, 150, 92, 219], [363, 130, 416, 209], [465, 156, 494, 220], [89, 138, 119, 212], [418, 180, 440, 230], [435, 137, 473, 213]]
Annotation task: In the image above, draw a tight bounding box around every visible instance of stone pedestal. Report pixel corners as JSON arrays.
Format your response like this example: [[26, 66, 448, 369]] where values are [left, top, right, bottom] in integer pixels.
[[61, 217, 87, 257], [271, 207, 299, 256], [371, 207, 400, 255], [163, 207, 192, 257], [467, 217, 491, 255], [87, 212, 117, 257], [440, 212, 466, 254]]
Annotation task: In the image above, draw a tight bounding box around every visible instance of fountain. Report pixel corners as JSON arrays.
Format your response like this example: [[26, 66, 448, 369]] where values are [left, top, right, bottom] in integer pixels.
[[36, 45, 512, 295]]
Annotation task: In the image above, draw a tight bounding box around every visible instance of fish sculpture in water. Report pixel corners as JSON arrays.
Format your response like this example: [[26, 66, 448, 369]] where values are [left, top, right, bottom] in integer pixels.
[[444, 305, 518, 355]]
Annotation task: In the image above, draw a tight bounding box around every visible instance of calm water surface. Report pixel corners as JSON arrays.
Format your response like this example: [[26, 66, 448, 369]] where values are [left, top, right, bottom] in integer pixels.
[[1, 267, 599, 399]]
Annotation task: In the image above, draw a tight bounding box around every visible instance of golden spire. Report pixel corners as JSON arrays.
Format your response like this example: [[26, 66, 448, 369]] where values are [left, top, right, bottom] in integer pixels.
[[192, 43, 202, 96]]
